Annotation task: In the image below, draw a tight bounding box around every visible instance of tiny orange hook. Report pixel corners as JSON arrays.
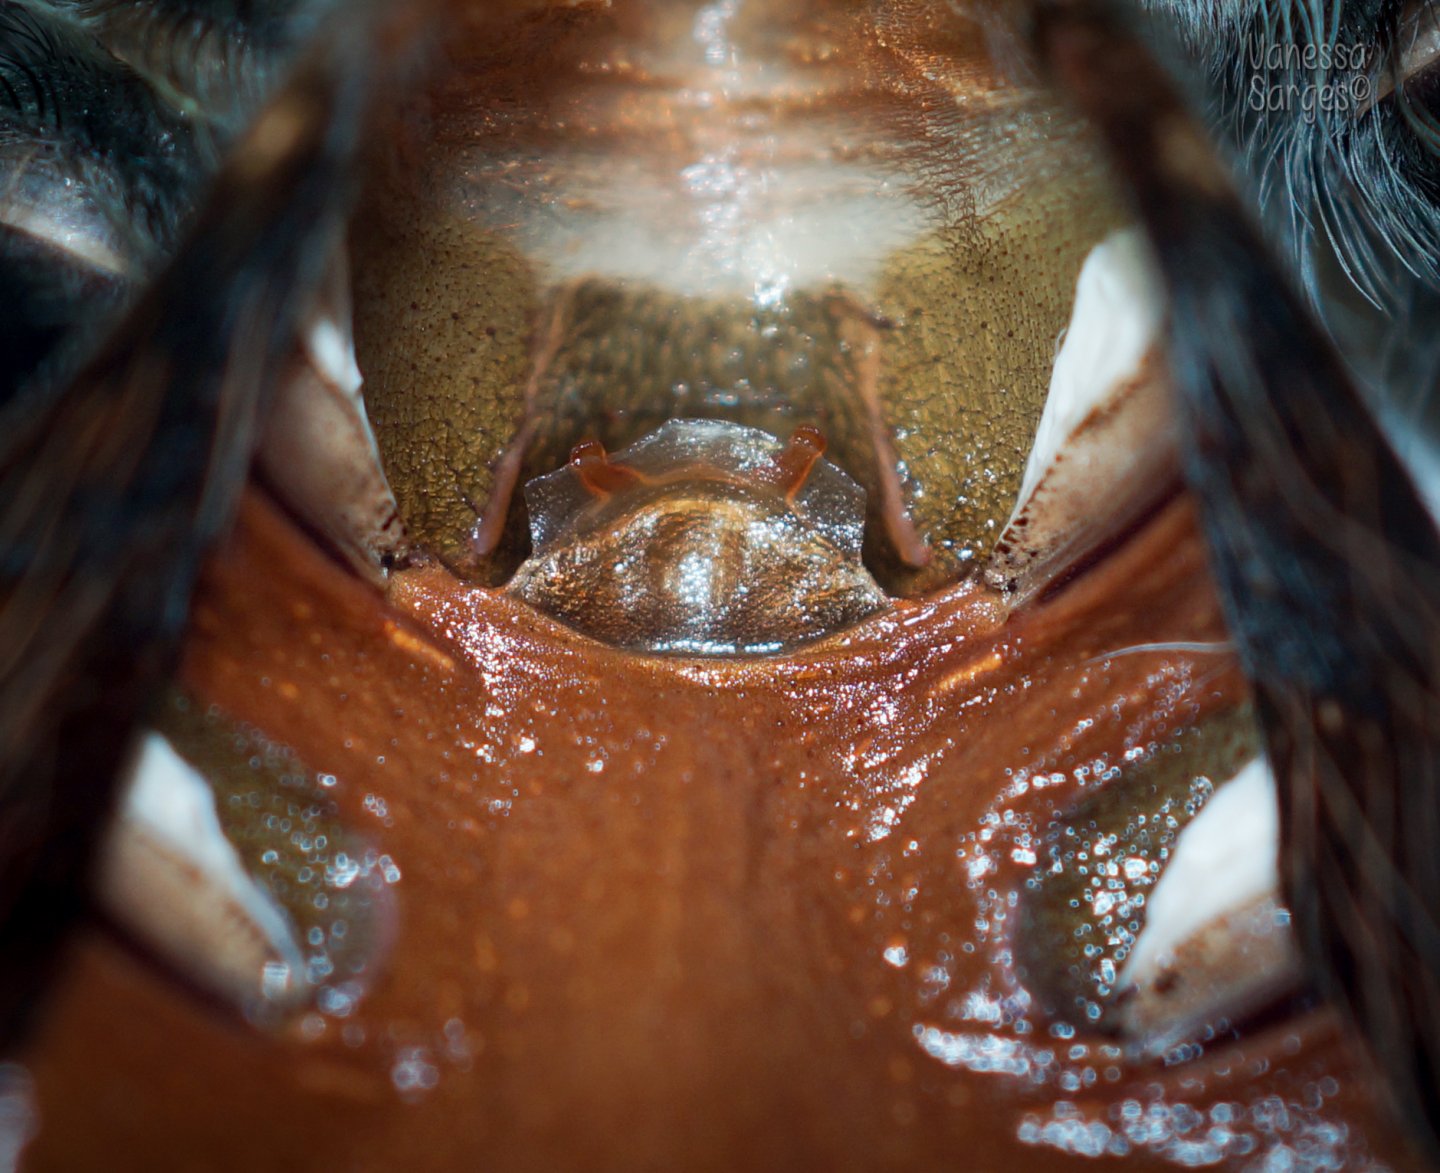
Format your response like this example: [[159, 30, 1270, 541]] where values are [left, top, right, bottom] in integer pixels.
[[569, 438, 648, 499], [755, 424, 827, 503]]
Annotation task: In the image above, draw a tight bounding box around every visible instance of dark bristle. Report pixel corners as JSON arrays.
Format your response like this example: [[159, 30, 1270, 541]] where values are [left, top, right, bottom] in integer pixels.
[[0, 2, 213, 254], [1038, 1, 1440, 1158], [47, 0, 342, 127], [0, 0, 424, 1047]]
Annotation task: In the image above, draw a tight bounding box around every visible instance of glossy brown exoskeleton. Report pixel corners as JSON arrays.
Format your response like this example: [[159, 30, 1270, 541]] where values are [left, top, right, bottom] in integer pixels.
[[4, 0, 1440, 1169]]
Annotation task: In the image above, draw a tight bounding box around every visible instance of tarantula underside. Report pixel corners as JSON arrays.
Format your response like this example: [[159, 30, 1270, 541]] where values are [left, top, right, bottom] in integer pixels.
[[3, 0, 1440, 1169]]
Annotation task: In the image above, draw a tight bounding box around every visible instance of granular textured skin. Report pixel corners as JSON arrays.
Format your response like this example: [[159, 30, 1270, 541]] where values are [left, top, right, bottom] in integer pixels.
[[352, 189, 537, 582], [16, 494, 1418, 1172]]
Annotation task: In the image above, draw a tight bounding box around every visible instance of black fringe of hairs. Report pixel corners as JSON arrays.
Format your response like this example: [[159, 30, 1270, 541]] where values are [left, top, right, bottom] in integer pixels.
[[0, 0, 339, 403], [1141, 0, 1440, 439], [0, 0, 432, 1048], [2, 2, 1439, 1163], [1036, 0, 1440, 1160]]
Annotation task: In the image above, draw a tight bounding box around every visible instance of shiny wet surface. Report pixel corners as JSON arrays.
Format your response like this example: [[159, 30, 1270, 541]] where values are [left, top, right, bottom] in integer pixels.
[[15, 493, 1419, 1170], [353, 0, 1124, 591]]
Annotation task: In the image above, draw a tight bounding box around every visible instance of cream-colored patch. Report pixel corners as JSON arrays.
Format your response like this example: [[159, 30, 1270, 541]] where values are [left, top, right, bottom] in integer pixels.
[[99, 732, 307, 1013], [260, 250, 408, 579], [458, 0, 929, 302], [479, 150, 929, 305], [1116, 758, 1303, 1056], [987, 228, 1178, 595], [0, 197, 129, 276]]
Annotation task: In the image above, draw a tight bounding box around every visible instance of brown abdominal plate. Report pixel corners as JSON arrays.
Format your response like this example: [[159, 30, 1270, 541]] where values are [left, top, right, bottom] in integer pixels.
[[350, 0, 1123, 591]]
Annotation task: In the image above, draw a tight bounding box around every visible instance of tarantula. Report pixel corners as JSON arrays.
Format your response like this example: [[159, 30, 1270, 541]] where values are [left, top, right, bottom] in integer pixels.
[[2, 0, 1440, 1168]]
